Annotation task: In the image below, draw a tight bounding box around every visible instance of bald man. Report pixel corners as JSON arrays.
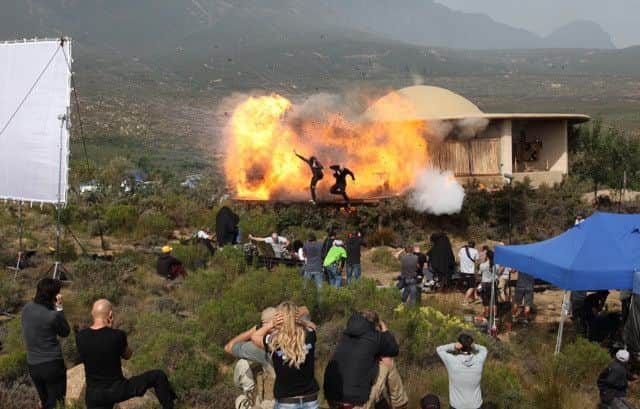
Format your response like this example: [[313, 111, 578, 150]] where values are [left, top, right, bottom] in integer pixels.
[[76, 299, 176, 409]]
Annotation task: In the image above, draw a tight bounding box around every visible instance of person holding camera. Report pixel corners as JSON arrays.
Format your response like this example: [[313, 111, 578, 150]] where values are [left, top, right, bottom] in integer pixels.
[[436, 334, 488, 409], [21, 278, 70, 409], [75, 299, 177, 409], [324, 310, 408, 409]]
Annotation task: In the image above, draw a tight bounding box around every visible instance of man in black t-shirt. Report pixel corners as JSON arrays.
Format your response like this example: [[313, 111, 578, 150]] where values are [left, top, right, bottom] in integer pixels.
[[76, 299, 176, 409]]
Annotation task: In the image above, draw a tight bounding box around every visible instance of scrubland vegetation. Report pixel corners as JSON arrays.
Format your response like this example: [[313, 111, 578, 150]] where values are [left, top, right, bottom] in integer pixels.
[[2, 121, 640, 408]]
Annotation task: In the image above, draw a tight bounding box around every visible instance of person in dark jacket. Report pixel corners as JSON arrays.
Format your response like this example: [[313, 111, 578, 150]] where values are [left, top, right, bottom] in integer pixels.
[[21, 278, 70, 409], [215, 206, 240, 246], [597, 349, 632, 408], [295, 151, 324, 204], [428, 233, 455, 289], [345, 231, 365, 285], [156, 246, 185, 280], [329, 165, 355, 204], [324, 310, 408, 409]]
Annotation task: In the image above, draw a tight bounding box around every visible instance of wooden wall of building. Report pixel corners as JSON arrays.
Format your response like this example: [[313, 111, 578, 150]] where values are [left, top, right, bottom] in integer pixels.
[[431, 138, 501, 176]]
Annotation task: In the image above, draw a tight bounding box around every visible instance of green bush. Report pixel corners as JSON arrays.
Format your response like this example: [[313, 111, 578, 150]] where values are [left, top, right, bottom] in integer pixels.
[[209, 245, 247, 276], [0, 320, 27, 381], [554, 337, 611, 389], [196, 268, 314, 346], [367, 227, 397, 246], [370, 247, 398, 271], [238, 207, 277, 238], [58, 238, 79, 262], [128, 313, 218, 395], [171, 243, 210, 271], [393, 306, 484, 365], [135, 210, 175, 239], [71, 257, 136, 306], [0, 279, 24, 313], [482, 362, 527, 408], [105, 204, 137, 233], [0, 351, 27, 381]]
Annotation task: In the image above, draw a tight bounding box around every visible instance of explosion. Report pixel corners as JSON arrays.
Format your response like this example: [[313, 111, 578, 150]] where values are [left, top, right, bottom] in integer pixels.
[[223, 93, 433, 201]]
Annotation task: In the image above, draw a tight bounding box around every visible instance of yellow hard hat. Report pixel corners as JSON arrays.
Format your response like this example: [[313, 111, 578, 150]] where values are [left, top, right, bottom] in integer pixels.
[[161, 245, 173, 254]]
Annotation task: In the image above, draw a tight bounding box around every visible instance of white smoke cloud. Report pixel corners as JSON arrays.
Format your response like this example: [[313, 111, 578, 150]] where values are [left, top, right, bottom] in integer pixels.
[[408, 168, 465, 215]]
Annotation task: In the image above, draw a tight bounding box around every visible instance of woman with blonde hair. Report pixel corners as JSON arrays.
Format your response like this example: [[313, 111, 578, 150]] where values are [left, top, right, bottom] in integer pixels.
[[252, 301, 319, 409]]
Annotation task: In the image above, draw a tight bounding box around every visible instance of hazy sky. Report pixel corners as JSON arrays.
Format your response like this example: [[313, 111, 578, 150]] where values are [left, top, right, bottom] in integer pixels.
[[435, 0, 640, 48]]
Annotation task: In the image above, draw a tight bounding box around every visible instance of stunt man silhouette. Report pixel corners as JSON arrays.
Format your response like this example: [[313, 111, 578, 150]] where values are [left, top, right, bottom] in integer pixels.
[[295, 150, 324, 204], [329, 165, 355, 205]]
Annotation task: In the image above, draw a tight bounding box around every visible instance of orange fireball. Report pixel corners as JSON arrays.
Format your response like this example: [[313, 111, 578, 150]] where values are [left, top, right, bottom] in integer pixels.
[[224, 93, 431, 200]]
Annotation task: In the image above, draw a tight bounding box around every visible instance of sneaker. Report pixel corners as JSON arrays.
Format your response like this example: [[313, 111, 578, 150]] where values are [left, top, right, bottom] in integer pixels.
[[235, 394, 254, 409]]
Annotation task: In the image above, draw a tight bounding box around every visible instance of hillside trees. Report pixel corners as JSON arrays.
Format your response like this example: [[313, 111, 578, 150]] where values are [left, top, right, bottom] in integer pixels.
[[570, 121, 640, 204]]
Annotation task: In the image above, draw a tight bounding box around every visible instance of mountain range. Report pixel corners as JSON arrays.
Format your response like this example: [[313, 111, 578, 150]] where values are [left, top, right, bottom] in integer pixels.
[[2, 0, 616, 54]]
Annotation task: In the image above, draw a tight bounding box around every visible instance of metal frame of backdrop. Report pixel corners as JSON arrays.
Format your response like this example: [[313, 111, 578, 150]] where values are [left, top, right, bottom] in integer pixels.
[[0, 37, 73, 279], [0, 37, 72, 205]]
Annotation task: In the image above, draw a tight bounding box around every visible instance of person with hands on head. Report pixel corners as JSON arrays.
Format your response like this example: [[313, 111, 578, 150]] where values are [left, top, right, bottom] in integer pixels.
[[251, 302, 320, 409], [75, 299, 177, 409], [436, 334, 488, 409], [21, 278, 70, 409]]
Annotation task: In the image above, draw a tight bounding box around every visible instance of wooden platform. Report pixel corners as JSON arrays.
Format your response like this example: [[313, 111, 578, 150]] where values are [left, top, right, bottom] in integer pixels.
[[232, 195, 399, 207]]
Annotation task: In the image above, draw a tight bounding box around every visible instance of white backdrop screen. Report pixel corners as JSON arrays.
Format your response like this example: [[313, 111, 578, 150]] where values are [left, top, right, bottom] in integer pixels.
[[0, 39, 71, 204]]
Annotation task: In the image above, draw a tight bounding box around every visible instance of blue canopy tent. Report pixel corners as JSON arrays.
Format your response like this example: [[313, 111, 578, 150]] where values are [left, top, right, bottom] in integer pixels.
[[495, 212, 640, 353]]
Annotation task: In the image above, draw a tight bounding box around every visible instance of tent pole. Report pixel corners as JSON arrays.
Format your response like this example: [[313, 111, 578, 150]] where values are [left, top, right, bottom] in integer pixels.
[[555, 290, 571, 355]]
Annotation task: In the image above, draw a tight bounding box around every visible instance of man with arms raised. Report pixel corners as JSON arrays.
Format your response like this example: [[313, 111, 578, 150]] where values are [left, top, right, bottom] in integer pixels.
[[76, 299, 176, 409]]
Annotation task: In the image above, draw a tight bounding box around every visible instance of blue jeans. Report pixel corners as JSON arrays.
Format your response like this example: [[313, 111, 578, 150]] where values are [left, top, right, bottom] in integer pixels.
[[304, 271, 323, 288], [401, 278, 419, 306], [326, 264, 342, 288], [274, 401, 319, 409], [346, 264, 361, 285]]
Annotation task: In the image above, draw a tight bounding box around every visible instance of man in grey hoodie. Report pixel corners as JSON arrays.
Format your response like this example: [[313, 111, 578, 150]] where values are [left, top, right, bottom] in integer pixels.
[[436, 334, 487, 409]]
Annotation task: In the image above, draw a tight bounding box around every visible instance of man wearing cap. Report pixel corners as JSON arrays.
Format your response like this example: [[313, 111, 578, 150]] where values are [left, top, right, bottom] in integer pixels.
[[156, 246, 184, 280], [597, 349, 633, 408], [323, 240, 347, 288]]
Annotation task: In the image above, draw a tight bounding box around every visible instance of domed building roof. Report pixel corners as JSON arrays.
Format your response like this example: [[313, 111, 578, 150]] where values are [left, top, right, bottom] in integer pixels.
[[364, 85, 484, 121]]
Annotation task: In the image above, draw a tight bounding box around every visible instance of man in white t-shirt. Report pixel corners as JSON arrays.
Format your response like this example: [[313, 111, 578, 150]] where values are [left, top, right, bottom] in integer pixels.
[[196, 228, 215, 254], [249, 233, 290, 258], [458, 241, 479, 305]]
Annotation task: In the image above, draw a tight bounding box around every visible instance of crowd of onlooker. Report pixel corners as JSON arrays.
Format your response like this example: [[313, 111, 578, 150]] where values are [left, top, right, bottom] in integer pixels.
[[19, 265, 638, 409], [248, 230, 366, 289], [225, 302, 488, 409]]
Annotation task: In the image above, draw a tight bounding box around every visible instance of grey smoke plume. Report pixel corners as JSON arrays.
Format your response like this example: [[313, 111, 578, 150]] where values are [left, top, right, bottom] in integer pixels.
[[408, 168, 465, 215], [455, 117, 490, 140]]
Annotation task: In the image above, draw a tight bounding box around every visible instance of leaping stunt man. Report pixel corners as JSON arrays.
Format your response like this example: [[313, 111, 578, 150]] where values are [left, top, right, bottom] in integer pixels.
[[329, 165, 355, 205], [294, 150, 324, 204]]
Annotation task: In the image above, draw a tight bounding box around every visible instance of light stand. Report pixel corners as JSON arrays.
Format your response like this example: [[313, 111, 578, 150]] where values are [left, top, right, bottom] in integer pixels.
[[47, 111, 70, 281], [503, 173, 514, 302], [503, 173, 514, 244]]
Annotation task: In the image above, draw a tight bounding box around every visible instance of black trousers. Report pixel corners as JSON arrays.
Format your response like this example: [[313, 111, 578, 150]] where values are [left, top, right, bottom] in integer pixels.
[[330, 184, 349, 201], [86, 370, 176, 409], [28, 359, 67, 409]]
